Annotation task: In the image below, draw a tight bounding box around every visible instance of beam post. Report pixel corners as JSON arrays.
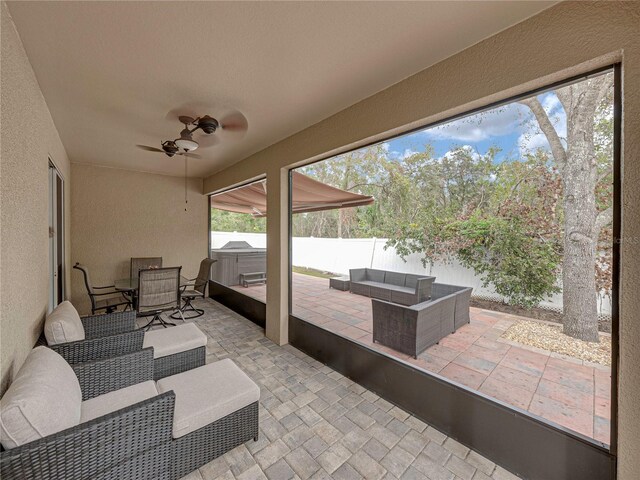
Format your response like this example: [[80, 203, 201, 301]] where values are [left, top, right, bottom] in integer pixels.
[[265, 167, 289, 344]]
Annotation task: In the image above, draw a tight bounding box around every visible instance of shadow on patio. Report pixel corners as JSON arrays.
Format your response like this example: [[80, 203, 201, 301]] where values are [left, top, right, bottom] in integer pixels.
[[232, 273, 611, 445]]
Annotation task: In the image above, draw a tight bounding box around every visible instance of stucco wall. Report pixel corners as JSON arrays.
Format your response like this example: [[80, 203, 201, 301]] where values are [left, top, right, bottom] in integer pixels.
[[0, 3, 72, 394], [203, 2, 640, 478], [69, 163, 207, 314]]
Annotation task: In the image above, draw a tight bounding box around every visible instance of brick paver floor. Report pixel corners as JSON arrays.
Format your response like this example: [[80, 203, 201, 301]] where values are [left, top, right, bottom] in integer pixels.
[[178, 297, 523, 480], [232, 273, 611, 445]]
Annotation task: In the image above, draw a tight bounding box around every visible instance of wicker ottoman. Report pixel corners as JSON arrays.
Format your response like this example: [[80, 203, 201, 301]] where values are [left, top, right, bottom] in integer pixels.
[[156, 359, 260, 479], [143, 323, 208, 380]]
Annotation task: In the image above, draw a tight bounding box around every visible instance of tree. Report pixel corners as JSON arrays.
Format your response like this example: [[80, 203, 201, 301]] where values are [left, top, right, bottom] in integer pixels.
[[520, 72, 613, 341]]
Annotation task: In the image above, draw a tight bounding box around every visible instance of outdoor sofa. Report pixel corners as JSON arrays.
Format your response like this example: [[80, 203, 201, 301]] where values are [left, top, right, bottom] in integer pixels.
[[372, 283, 473, 358], [349, 268, 435, 305], [44, 301, 207, 380], [0, 346, 259, 480]]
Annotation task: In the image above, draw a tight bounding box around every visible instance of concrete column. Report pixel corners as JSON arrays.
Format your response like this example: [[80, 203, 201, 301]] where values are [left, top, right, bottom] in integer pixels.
[[265, 166, 289, 345]]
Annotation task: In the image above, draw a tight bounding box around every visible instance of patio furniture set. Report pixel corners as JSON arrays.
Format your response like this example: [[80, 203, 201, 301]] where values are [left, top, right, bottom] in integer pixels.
[[75, 257, 216, 327], [1, 264, 260, 479], [344, 268, 472, 358]]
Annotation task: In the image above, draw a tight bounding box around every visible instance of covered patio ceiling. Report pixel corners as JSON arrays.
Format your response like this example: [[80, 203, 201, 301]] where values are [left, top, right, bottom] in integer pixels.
[[210, 172, 374, 216], [6, 1, 555, 177]]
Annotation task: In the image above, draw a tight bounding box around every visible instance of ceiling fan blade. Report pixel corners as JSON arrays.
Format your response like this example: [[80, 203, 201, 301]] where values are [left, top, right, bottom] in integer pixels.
[[195, 134, 219, 149], [165, 102, 214, 122], [136, 144, 165, 153], [219, 110, 248, 134]]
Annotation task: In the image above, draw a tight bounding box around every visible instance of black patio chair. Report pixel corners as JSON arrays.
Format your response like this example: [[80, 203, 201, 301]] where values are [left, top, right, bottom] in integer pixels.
[[170, 258, 216, 320], [73, 263, 131, 315], [130, 257, 163, 280], [137, 266, 184, 330]]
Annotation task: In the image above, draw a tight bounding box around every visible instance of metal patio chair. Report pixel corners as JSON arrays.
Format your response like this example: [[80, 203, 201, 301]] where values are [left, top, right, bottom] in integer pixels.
[[137, 266, 184, 330], [170, 258, 216, 320], [73, 263, 131, 314], [130, 257, 163, 280]]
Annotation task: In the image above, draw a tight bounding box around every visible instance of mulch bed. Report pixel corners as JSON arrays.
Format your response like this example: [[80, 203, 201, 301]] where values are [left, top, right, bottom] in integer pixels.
[[501, 319, 611, 367]]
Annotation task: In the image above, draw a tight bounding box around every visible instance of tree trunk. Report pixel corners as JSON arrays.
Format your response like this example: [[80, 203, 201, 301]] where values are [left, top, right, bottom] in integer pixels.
[[558, 81, 603, 342], [561, 125, 599, 341], [521, 75, 612, 342]]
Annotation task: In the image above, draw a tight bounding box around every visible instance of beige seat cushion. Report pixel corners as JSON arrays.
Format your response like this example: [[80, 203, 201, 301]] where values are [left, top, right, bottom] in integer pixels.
[[81, 381, 159, 423], [44, 300, 86, 345], [0, 347, 82, 449], [143, 323, 207, 359], [156, 359, 260, 439]]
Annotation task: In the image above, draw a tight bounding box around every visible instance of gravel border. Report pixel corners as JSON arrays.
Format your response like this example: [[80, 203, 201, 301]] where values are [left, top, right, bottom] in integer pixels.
[[501, 319, 611, 366]]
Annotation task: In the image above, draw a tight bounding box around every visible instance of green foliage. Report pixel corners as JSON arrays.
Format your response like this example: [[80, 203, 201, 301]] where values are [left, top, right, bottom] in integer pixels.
[[455, 216, 561, 308], [210, 209, 266, 233]]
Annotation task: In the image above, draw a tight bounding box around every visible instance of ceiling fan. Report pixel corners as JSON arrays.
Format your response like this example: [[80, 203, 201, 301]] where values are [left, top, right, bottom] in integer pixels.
[[136, 110, 248, 157]]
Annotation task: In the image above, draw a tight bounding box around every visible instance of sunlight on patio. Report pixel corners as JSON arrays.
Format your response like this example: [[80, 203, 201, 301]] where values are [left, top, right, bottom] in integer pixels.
[[233, 273, 611, 444]]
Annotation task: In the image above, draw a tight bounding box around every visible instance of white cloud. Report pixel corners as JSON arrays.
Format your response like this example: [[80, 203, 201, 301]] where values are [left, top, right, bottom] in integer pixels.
[[424, 103, 530, 142], [439, 145, 481, 162], [402, 148, 418, 159]]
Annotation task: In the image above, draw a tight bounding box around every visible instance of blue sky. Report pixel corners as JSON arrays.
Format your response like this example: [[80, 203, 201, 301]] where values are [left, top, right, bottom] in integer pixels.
[[382, 91, 566, 164]]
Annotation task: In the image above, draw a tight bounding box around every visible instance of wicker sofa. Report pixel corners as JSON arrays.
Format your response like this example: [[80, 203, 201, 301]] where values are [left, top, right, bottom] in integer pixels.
[[372, 283, 473, 358], [349, 268, 435, 305], [0, 347, 259, 480], [44, 301, 207, 380]]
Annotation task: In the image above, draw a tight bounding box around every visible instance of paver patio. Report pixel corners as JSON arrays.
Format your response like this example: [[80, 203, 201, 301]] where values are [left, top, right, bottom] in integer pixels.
[[231, 273, 611, 445], [177, 297, 522, 480]]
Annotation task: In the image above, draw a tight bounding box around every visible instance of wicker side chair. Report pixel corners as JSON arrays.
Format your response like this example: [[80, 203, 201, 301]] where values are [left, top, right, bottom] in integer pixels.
[[1, 348, 259, 480], [46, 304, 206, 381], [130, 257, 163, 280], [170, 258, 216, 320], [138, 267, 184, 330], [73, 263, 131, 314], [0, 349, 175, 480]]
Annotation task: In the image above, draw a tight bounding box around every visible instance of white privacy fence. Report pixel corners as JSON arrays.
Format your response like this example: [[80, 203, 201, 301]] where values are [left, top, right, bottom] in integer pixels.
[[211, 231, 612, 315]]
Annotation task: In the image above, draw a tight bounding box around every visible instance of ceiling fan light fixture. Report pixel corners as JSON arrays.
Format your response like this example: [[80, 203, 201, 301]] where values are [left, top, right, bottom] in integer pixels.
[[175, 129, 199, 151]]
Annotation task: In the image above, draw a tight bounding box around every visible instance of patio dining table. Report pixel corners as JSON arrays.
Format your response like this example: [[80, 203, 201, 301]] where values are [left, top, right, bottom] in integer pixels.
[[115, 275, 190, 309]]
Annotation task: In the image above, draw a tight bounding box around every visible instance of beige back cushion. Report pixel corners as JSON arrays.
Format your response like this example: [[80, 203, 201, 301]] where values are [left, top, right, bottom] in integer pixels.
[[44, 300, 85, 345], [0, 346, 82, 449]]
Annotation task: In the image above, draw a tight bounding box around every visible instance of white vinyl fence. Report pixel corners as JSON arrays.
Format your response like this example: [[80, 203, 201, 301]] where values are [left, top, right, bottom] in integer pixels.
[[211, 231, 612, 315]]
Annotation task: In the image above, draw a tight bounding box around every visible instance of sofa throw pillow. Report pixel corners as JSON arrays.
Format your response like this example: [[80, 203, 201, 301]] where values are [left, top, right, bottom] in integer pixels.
[[0, 346, 82, 449], [44, 300, 85, 345]]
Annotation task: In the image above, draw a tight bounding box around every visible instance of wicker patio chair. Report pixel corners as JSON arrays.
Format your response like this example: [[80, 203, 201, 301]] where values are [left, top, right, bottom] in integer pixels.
[[372, 294, 457, 358], [1, 347, 259, 480], [170, 258, 216, 320], [130, 256, 163, 280], [0, 348, 175, 480], [138, 266, 184, 330], [45, 302, 206, 380], [73, 263, 131, 314]]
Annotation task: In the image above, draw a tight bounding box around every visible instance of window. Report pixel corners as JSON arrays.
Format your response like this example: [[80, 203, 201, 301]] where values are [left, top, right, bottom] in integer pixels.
[[290, 69, 617, 446]]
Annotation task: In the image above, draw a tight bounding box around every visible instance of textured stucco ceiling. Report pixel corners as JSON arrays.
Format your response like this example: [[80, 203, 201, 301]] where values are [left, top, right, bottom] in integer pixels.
[[7, 1, 555, 178]]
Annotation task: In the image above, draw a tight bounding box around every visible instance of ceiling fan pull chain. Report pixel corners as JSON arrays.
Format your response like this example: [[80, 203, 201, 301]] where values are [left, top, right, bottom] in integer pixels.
[[185, 157, 188, 212]]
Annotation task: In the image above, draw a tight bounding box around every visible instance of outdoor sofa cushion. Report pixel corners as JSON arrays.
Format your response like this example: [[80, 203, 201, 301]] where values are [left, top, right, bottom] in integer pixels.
[[0, 346, 81, 449], [81, 381, 159, 423], [156, 358, 260, 439], [143, 323, 208, 359], [44, 300, 86, 344]]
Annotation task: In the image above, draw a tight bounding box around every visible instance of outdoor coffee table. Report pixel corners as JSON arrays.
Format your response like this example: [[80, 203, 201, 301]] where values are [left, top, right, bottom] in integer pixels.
[[329, 276, 350, 291]]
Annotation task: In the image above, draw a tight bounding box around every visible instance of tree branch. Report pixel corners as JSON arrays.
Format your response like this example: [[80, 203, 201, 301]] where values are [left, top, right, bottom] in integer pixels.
[[598, 166, 613, 184], [519, 97, 567, 170], [596, 206, 613, 231]]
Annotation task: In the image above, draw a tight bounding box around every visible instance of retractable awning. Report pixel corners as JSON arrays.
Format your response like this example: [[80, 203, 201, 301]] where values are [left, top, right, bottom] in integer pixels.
[[210, 172, 374, 217]]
